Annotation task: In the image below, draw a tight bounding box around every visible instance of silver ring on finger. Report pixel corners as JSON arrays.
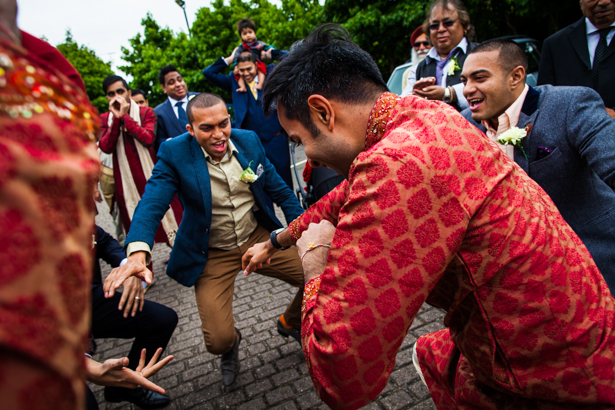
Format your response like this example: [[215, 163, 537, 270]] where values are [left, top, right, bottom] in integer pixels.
[[135, 296, 140, 300]]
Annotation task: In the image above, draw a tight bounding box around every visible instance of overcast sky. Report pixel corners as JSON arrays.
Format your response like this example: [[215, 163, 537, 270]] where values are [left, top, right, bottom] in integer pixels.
[[16, 0, 213, 72]]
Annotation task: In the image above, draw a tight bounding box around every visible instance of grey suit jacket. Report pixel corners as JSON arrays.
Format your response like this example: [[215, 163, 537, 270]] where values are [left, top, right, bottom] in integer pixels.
[[462, 85, 615, 293]]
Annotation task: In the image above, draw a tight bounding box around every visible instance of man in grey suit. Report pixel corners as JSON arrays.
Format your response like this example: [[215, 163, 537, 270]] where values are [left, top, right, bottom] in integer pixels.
[[460, 39, 615, 293]]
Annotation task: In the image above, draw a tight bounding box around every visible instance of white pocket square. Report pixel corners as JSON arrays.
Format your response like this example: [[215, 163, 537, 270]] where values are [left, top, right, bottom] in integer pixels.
[[256, 164, 264, 177]]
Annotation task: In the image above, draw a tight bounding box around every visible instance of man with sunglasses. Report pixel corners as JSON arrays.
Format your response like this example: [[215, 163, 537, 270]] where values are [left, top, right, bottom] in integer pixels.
[[401, 26, 432, 96], [410, 0, 477, 110]]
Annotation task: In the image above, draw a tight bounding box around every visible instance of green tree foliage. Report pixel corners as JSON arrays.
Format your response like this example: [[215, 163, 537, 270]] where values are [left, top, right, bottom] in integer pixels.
[[324, 0, 424, 77], [56, 30, 114, 113], [115, 0, 583, 103], [120, 0, 323, 107]]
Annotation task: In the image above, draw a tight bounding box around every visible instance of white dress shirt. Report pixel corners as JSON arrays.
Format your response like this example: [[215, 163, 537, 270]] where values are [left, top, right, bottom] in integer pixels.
[[405, 37, 469, 109]]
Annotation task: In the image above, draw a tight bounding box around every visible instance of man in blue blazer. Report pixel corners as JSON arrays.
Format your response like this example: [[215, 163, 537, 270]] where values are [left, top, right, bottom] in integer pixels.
[[153, 64, 199, 150], [460, 39, 615, 293], [103, 93, 305, 387], [203, 49, 294, 190]]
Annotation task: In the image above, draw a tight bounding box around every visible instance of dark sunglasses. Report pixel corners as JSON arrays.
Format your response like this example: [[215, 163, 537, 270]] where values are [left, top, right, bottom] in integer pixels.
[[414, 41, 430, 48], [428, 18, 458, 31]]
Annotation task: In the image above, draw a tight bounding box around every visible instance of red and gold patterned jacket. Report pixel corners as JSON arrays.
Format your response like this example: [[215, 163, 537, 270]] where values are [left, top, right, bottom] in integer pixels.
[[0, 35, 99, 409], [291, 92, 615, 409]]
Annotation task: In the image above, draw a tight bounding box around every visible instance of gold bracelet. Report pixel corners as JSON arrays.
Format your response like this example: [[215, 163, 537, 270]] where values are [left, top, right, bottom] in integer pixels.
[[300, 243, 331, 263]]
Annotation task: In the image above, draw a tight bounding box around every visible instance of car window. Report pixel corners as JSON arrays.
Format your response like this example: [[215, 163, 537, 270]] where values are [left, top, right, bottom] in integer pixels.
[[523, 42, 541, 74], [387, 65, 410, 95]]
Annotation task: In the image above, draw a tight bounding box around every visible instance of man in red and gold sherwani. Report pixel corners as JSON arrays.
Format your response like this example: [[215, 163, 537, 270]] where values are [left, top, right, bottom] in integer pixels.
[[0, 4, 100, 408], [242, 24, 615, 410]]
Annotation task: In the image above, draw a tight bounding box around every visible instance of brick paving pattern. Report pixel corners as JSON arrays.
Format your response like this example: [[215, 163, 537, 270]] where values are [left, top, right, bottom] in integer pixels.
[[92, 168, 444, 409]]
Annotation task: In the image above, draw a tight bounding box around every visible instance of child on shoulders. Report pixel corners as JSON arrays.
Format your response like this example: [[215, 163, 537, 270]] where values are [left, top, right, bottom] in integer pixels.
[[233, 18, 274, 92]]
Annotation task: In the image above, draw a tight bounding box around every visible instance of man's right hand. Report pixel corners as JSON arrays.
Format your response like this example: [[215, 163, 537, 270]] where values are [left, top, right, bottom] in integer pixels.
[[103, 251, 152, 298], [224, 47, 240, 65], [241, 239, 276, 276]]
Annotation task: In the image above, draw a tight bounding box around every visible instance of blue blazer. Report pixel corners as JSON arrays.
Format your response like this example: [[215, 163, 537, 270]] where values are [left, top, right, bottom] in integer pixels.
[[202, 50, 288, 142], [153, 91, 199, 150], [462, 85, 615, 291], [125, 129, 304, 287]]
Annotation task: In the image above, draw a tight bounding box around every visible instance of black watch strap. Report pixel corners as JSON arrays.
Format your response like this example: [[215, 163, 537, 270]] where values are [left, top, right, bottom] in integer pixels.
[[270, 228, 289, 250]]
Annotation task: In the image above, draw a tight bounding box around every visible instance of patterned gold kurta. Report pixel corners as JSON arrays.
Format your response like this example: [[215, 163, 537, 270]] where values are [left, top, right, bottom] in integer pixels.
[[291, 92, 615, 409]]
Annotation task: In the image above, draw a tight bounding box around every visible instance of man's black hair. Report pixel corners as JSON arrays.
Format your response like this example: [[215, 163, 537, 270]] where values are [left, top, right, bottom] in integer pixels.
[[237, 18, 256, 36], [131, 88, 147, 99], [186, 93, 226, 125], [468, 39, 528, 73], [236, 52, 256, 65], [158, 64, 181, 86], [102, 75, 128, 93], [262, 23, 387, 136]]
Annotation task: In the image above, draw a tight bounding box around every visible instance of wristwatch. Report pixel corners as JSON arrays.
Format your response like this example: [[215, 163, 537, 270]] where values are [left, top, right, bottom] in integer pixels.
[[270, 228, 290, 250], [442, 86, 453, 103]]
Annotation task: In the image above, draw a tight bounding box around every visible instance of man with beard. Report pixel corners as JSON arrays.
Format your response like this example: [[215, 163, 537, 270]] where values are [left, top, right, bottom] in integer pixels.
[[401, 25, 432, 96]]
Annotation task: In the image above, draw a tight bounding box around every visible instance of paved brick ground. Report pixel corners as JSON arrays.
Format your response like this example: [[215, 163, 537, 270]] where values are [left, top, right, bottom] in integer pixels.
[[92, 167, 445, 409]]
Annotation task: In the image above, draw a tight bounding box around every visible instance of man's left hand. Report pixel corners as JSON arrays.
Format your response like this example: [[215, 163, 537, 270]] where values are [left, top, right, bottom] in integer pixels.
[[413, 85, 445, 101], [118, 276, 145, 318], [117, 95, 130, 116], [297, 220, 336, 283]]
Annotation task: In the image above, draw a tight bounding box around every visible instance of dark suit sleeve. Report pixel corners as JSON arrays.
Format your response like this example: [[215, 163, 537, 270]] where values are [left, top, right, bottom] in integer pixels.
[[537, 38, 556, 86], [96, 226, 126, 268], [255, 138, 304, 221], [567, 88, 615, 188], [270, 49, 288, 62], [124, 142, 181, 249], [203, 58, 233, 92], [155, 109, 170, 151]]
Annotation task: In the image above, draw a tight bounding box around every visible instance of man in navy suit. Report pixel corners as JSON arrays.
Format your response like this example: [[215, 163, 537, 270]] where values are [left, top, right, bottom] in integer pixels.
[[153, 64, 199, 150], [203, 50, 294, 190], [538, 0, 615, 115], [102, 93, 305, 387], [91, 225, 177, 409], [460, 39, 615, 293]]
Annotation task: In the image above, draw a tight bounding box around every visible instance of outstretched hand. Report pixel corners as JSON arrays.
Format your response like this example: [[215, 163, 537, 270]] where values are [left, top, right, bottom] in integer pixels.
[[85, 348, 174, 394], [241, 240, 275, 276], [103, 252, 152, 298]]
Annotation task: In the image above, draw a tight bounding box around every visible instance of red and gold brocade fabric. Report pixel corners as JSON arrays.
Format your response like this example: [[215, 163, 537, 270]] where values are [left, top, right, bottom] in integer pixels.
[[292, 92, 615, 409], [0, 37, 100, 409]]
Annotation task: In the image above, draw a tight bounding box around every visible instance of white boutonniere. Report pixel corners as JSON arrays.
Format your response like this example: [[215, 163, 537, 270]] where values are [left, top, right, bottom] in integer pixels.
[[189, 94, 196, 101], [446, 56, 461, 76], [239, 160, 259, 183], [497, 125, 532, 158]]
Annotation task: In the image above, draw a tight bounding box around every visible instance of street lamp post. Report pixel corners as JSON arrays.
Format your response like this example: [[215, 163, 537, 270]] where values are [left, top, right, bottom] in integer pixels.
[[175, 0, 192, 37], [174, 0, 199, 63]]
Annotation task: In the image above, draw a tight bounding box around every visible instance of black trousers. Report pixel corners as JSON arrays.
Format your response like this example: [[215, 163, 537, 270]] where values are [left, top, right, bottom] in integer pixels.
[[90, 285, 178, 370]]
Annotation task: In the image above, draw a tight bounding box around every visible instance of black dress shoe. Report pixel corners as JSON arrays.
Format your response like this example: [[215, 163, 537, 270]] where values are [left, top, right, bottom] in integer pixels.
[[220, 328, 241, 386], [104, 386, 170, 409], [277, 317, 302, 345]]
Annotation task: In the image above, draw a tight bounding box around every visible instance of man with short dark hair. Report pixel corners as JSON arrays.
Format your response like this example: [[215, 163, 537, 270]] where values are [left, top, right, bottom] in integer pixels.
[[203, 49, 294, 190], [242, 24, 615, 410], [102, 93, 305, 388], [538, 0, 615, 116], [153, 64, 199, 149], [460, 38, 615, 293], [131, 89, 149, 107], [99, 74, 182, 253]]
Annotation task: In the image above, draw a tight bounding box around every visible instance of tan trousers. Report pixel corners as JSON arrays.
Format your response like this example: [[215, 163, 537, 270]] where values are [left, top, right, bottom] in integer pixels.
[[194, 225, 304, 355]]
